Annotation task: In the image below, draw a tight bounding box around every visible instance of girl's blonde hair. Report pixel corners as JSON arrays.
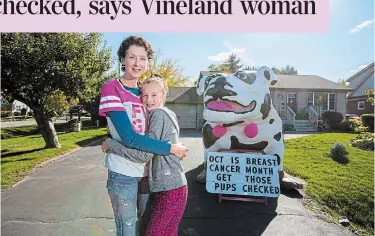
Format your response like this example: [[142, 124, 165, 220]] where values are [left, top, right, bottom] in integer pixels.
[[142, 74, 169, 95]]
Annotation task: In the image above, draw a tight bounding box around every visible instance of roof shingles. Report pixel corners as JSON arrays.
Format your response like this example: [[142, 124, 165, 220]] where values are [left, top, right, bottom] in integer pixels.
[[199, 72, 352, 91]]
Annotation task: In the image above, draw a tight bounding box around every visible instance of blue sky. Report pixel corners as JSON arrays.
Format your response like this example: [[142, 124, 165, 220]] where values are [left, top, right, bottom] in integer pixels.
[[102, 0, 374, 84]]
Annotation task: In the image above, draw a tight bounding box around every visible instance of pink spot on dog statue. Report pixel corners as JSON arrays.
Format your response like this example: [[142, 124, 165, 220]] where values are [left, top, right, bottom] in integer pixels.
[[212, 125, 227, 138], [244, 123, 258, 138]]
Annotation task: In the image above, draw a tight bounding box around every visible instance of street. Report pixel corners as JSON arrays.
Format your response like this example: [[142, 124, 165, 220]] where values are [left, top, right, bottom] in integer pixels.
[[1, 130, 353, 236]]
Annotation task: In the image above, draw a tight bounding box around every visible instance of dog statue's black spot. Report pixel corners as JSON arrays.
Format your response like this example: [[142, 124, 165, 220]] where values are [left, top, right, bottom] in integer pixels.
[[274, 154, 281, 165], [270, 80, 277, 85], [230, 136, 268, 151], [260, 93, 271, 120], [264, 70, 270, 80], [274, 132, 282, 141], [269, 119, 274, 124], [202, 124, 219, 148]]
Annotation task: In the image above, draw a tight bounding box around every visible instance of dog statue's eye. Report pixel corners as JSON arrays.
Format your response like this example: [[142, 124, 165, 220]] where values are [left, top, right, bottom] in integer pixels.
[[235, 72, 256, 84], [246, 74, 256, 84], [205, 75, 213, 89]]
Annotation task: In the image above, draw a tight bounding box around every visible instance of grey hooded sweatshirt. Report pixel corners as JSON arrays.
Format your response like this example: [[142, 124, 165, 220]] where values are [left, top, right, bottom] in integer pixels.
[[107, 107, 187, 193]]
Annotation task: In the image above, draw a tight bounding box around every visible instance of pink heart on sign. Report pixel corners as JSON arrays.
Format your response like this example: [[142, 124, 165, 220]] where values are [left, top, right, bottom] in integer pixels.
[[245, 123, 258, 138], [212, 125, 227, 138]]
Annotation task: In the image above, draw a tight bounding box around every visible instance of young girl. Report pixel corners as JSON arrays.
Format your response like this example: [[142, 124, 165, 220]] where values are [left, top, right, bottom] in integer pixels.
[[98, 36, 188, 236], [102, 75, 188, 236]]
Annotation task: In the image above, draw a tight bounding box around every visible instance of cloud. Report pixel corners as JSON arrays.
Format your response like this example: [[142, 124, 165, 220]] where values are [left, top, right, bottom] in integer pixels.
[[358, 64, 369, 70], [349, 64, 369, 73], [207, 41, 254, 65], [207, 52, 231, 61], [349, 20, 374, 34]]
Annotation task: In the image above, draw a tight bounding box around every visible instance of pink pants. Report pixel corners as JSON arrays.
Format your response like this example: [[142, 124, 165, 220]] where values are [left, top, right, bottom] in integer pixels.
[[145, 185, 188, 236]]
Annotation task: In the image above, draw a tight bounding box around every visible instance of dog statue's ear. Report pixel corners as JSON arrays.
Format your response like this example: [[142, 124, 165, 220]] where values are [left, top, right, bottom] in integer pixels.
[[196, 75, 208, 96], [257, 66, 277, 86]]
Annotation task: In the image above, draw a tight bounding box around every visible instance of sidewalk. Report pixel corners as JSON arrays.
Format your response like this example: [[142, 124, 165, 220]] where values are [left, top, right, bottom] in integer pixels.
[[1, 132, 354, 236]]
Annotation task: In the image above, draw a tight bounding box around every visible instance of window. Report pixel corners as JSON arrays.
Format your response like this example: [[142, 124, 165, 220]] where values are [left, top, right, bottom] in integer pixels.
[[316, 93, 336, 111], [322, 94, 328, 110], [287, 93, 296, 99], [329, 93, 336, 111], [307, 92, 314, 107], [358, 101, 365, 110]]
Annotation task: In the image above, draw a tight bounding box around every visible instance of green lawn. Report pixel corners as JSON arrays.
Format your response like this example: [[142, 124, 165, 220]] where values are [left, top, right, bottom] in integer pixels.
[[284, 133, 374, 235], [1, 123, 107, 190]]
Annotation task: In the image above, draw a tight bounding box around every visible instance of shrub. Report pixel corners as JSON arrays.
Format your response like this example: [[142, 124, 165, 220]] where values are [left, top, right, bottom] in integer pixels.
[[351, 139, 374, 151], [321, 111, 344, 126], [355, 132, 374, 140], [1, 133, 12, 139], [351, 132, 375, 151], [329, 143, 349, 164], [361, 114, 374, 131], [329, 121, 350, 132], [348, 119, 361, 132], [330, 119, 364, 133], [283, 124, 295, 132], [317, 120, 329, 132], [295, 112, 309, 120], [1, 111, 12, 118], [354, 126, 370, 133]]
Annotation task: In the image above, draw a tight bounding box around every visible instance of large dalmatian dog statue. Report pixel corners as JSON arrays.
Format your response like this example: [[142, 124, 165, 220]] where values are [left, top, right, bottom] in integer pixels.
[[196, 66, 303, 190]]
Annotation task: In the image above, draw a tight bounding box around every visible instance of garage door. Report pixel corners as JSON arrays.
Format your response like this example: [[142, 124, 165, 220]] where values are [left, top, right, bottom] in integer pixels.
[[167, 104, 197, 129]]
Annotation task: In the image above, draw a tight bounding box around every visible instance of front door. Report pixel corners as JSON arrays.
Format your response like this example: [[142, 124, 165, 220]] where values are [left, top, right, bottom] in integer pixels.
[[287, 92, 297, 112]]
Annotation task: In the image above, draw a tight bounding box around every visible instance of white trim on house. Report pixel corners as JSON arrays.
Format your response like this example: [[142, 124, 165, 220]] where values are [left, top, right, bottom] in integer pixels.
[[347, 64, 374, 98], [328, 93, 336, 111], [357, 101, 365, 110], [307, 92, 314, 107]]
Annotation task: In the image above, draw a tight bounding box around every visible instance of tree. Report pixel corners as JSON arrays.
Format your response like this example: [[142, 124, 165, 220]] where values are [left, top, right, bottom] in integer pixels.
[[224, 53, 242, 73], [272, 65, 298, 75], [44, 90, 79, 120], [207, 53, 243, 73], [140, 50, 189, 86], [208, 63, 229, 72], [337, 79, 348, 87], [1, 33, 112, 148], [87, 70, 119, 126], [365, 89, 374, 105], [243, 66, 258, 71]]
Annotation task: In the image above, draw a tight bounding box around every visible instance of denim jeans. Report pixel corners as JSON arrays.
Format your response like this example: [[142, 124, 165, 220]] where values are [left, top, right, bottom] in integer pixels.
[[107, 170, 149, 236]]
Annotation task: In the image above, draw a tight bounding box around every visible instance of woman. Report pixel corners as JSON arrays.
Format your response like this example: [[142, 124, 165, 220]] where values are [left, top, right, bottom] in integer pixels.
[[98, 36, 188, 236], [102, 75, 188, 236]]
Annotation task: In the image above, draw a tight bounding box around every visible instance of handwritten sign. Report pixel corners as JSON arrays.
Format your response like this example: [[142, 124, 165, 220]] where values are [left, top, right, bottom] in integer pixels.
[[206, 152, 280, 197]]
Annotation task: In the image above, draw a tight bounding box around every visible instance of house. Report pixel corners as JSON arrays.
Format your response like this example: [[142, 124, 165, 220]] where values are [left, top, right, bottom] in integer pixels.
[[166, 72, 352, 130], [0, 99, 32, 116], [346, 63, 374, 116], [166, 87, 205, 129], [12, 100, 32, 114]]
